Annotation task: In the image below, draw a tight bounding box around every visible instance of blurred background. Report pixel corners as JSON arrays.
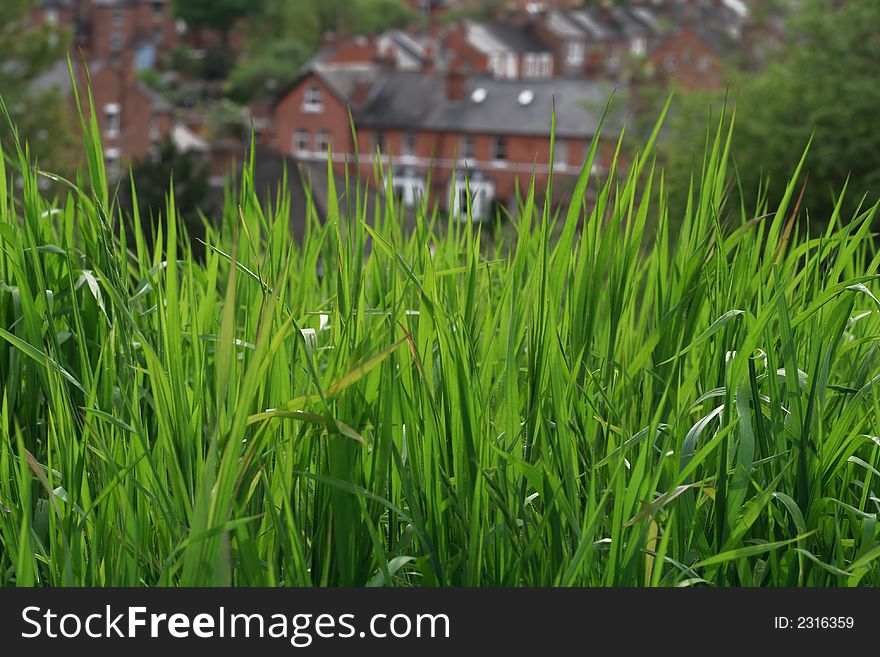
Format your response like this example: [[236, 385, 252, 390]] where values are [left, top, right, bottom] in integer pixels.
[[2, 0, 876, 236]]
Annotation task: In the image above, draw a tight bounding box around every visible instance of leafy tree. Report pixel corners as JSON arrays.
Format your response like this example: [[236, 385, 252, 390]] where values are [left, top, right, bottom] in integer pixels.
[[229, 0, 415, 102], [173, 0, 253, 43], [0, 0, 75, 176], [661, 0, 880, 227]]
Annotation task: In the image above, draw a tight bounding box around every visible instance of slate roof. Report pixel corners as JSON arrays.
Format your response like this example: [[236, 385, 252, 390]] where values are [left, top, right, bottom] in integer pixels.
[[311, 63, 383, 106], [480, 21, 551, 53], [357, 72, 624, 139]]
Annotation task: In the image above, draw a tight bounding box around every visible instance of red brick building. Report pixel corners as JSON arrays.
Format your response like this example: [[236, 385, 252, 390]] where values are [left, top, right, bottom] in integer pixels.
[[273, 63, 622, 219], [82, 0, 178, 60], [30, 1, 178, 175]]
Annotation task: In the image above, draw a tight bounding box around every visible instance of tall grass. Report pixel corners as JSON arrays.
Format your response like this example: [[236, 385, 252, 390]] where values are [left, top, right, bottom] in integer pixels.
[[1, 95, 880, 587]]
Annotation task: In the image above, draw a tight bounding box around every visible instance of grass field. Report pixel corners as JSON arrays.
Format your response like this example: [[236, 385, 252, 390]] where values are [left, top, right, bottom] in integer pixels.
[[1, 97, 880, 587]]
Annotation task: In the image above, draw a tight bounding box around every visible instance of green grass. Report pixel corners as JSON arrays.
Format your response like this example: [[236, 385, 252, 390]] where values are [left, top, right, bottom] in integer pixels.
[[1, 96, 880, 587]]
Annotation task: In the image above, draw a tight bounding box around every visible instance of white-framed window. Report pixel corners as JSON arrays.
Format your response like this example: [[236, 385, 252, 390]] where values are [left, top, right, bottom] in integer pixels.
[[683, 47, 693, 65], [112, 8, 124, 25], [112, 31, 123, 51], [489, 52, 503, 78], [505, 54, 517, 79], [303, 85, 323, 113], [460, 135, 475, 161], [294, 129, 310, 155], [403, 132, 417, 159], [104, 147, 121, 178], [390, 171, 426, 208], [566, 41, 584, 67], [697, 55, 710, 73], [554, 139, 568, 167], [524, 54, 538, 79], [491, 136, 507, 163], [539, 53, 552, 78], [104, 103, 121, 138], [631, 37, 647, 58], [664, 53, 677, 72], [316, 130, 331, 155], [45, 9, 58, 25], [153, 2, 164, 20], [449, 177, 495, 222]]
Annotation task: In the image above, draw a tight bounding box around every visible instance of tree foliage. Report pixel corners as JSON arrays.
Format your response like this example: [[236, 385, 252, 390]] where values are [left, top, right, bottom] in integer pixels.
[[228, 0, 415, 102], [662, 0, 880, 226], [172, 0, 252, 37], [0, 0, 76, 175]]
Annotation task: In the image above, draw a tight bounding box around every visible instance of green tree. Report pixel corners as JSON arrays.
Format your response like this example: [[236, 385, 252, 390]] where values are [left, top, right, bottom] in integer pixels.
[[173, 0, 253, 43], [661, 0, 880, 227], [0, 0, 75, 175], [229, 0, 415, 102]]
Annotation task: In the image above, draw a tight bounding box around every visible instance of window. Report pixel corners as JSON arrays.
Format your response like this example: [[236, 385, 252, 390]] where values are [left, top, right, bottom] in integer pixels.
[[697, 55, 710, 73], [303, 86, 323, 113], [391, 172, 426, 208], [492, 137, 507, 163], [539, 54, 552, 78], [664, 53, 676, 72], [683, 48, 693, 65], [631, 37, 647, 58], [104, 147, 121, 178], [524, 54, 538, 79], [489, 52, 503, 78], [316, 131, 331, 155], [450, 178, 494, 222], [112, 31, 123, 51], [294, 129, 310, 155], [403, 132, 417, 158], [45, 9, 58, 25], [112, 8, 124, 25], [554, 139, 568, 167], [505, 54, 517, 80], [566, 41, 585, 67], [373, 132, 386, 154], [153, 2, 164, 20], [104, 103, 121, 138], [460, 135, 475, 161]]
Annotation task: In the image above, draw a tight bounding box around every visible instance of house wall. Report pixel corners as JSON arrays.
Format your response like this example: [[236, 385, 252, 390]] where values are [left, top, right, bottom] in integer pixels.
[[77, 54, 170, 168], [273, 73, 356, 162], [352, 126, 611, 208], [648, 28, 725, 90], [87, 1, 178, 60]]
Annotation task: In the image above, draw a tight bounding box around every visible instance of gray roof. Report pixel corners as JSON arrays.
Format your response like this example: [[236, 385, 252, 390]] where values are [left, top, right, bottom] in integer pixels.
[[311, 63, 383, 105], [358, 73, 624, 139], [547, 6, 661, 41], [480, 21, 551, 53]]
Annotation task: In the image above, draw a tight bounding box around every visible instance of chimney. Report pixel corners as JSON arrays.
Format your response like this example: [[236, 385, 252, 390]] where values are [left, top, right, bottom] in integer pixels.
[[422, 42, 436, 73], [445, 63, 466, 102]]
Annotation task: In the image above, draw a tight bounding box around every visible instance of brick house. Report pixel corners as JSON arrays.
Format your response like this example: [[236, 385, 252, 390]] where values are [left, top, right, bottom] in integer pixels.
[[29, 0, 78, 31], [82, 0, 178, 61], [273, 63, 622, 220], [536, 4, 661, 79], [455, 20, 555, 80], [646, 25, 730, 90]]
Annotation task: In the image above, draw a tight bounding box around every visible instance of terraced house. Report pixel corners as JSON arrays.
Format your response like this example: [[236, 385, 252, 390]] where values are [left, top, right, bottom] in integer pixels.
[[273, 61, 622, 220]]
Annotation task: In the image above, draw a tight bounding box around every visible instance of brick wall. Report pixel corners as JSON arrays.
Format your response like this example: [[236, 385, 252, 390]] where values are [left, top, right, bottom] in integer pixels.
[[272, 73, 356, 163], [648, 28, 725, 91]]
